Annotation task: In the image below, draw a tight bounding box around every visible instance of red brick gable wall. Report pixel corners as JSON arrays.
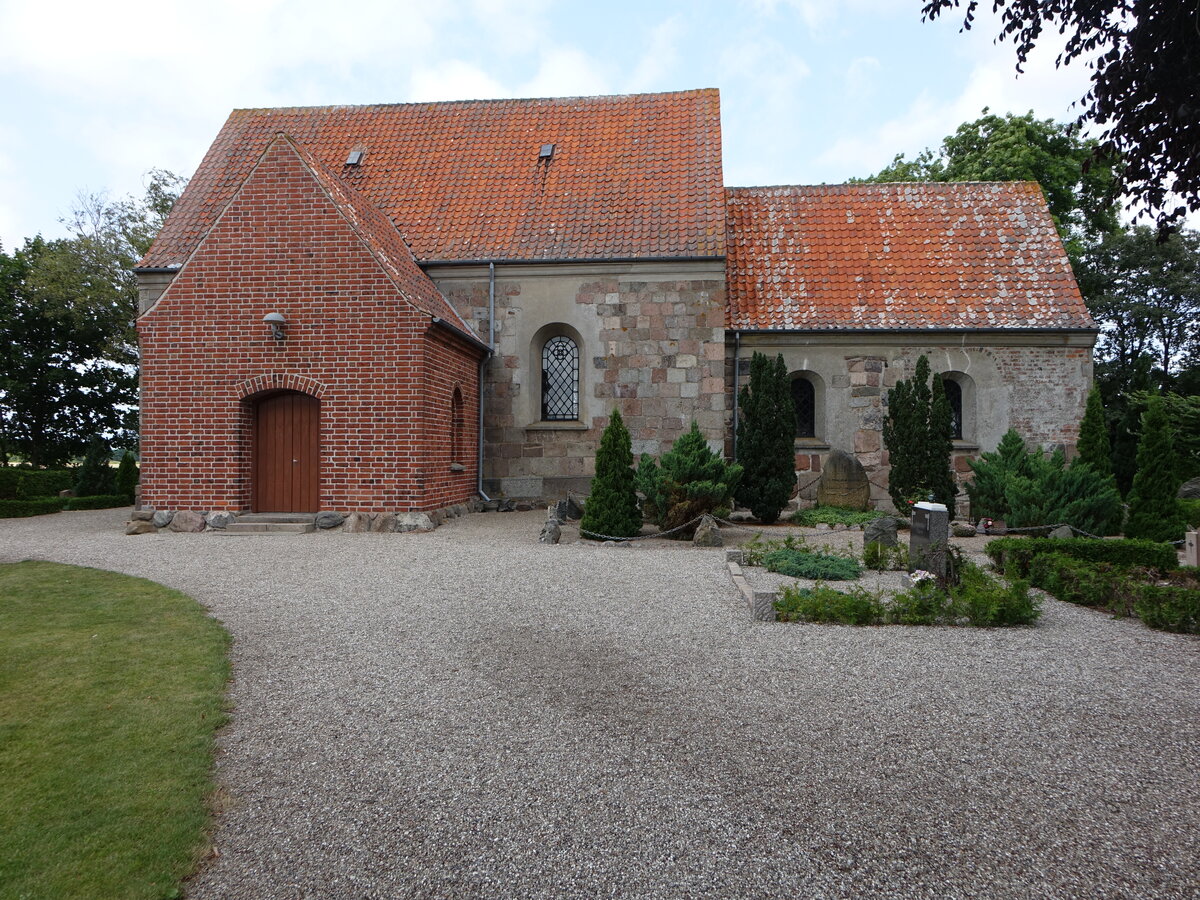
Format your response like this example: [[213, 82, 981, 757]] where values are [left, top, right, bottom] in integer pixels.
[[138, 139, 481, 513]]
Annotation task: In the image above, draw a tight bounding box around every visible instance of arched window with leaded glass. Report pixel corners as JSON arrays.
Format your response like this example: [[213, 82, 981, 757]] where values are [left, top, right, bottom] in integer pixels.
[[541, 335, 579, 421], [789, 371, 824, 439]]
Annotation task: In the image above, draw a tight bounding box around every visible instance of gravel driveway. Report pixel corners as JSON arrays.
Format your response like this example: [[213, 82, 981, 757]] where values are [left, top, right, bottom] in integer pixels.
[[3, 509, 1198, 899]]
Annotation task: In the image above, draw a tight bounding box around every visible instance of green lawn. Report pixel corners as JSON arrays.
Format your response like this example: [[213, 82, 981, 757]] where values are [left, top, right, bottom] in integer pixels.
[[0, 561, 230, 900]]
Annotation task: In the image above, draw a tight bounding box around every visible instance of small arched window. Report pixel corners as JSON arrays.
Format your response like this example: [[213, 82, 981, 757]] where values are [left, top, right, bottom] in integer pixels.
[[943, 378, 963, 440], [451, 387, 465, 463], [792, 377, 816, 438], [541, 335, 579, 421]]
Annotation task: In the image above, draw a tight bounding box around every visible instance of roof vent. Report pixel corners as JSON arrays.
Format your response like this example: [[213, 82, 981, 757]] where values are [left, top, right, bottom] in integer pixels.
[[345, 150, 364, 166], [538, 143, 555, 160]]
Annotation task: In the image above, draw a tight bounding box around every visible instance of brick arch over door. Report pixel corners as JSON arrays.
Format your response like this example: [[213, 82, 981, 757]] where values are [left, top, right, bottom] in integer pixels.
[[235, 373, 328, 400], [251, 390, 320, 512]]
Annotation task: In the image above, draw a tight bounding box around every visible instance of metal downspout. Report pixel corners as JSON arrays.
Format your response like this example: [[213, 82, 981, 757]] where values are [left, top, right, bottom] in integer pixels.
[[732, 331, 741, 461], [476, 262, 496, 501]]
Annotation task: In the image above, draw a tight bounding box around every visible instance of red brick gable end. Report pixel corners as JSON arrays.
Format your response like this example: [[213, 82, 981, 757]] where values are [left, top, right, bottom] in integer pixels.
[[138, 134, 483, 514]]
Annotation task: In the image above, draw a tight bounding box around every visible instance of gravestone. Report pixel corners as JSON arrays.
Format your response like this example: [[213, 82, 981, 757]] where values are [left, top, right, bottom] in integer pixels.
[[1185, 531, 1199, 568], [815, 449, 871, 511], [909, 501, 949, 577], [863, 516, 898, 547]]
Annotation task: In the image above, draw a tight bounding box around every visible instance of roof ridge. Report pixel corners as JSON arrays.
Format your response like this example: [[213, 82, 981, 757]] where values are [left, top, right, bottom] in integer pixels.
[[230, 87, 719, 115], [728, 181, 1042, 192]]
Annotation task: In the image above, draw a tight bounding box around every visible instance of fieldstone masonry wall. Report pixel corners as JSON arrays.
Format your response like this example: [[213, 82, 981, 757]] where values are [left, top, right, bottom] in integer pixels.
[[434, 262, 727, 499], [735, 334, 1094, 516]]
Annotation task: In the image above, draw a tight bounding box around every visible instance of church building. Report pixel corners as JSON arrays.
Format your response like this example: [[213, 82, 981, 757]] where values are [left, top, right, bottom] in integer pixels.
[[135, 89, 1094, 520]]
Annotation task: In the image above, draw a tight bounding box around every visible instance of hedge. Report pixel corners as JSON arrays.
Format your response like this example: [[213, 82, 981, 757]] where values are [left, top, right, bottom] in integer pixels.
[[0, 497, 67, 518], [0, 468, 76, 500], [1135, 583, 1200, 634], [1027, 553, 1138, 616], [64, 495, 131, 511], [986, 536, 1178, 577]]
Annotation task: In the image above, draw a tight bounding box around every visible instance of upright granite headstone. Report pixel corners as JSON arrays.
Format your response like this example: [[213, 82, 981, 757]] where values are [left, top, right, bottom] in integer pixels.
[[909, 501, 949, 577], [815, 449, 871, 511]]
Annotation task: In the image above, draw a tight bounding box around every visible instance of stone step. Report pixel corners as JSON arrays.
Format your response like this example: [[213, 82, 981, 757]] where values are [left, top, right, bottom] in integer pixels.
[[222, 522, 315, 534], [235, 513, 316, 524]]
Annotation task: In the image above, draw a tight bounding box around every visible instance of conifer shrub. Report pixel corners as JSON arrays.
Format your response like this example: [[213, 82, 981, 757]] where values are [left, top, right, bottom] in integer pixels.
[[1076, 387, 1113, 476], [115, 451, 139, 504], [966, 430, 1121, 534], [734, 352, 796, 524], [637, 422, 742, 539], [1125, 397, 1189, 543], [1135, 583, 1200, 634], [762, 548, 863, 580], [882, 355, 956, 508], [74, 437, 114, 497], [580, 409, 642, 540]]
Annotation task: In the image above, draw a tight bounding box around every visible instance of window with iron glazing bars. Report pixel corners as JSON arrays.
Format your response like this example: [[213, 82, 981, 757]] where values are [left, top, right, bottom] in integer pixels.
[[541, 335, 579, 421], [792, 377, 815, 438], [944, 379, 964, 440]]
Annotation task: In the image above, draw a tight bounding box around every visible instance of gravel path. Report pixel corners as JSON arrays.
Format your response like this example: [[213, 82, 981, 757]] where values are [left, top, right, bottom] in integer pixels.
[[3, 509, 1198, 899]]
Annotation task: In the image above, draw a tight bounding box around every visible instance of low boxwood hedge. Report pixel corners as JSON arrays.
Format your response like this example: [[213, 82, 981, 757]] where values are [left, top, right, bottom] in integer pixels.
[[987, 536, 1178, 577], [64, 495, 130, 511], [1135, 583, 1200, 634], [0, 497, 67, 518]]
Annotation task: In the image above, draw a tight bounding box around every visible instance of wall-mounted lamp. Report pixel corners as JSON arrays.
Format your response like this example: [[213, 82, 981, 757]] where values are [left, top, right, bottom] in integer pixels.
[[263, 312, 287, 341]]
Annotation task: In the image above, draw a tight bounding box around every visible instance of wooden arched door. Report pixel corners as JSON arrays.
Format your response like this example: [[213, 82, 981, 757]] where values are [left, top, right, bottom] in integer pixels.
[[252, 391, 320, 512]]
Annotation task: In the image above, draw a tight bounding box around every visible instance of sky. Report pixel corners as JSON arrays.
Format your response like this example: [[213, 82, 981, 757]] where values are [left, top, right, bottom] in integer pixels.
[[0, 0, 1097, 252]]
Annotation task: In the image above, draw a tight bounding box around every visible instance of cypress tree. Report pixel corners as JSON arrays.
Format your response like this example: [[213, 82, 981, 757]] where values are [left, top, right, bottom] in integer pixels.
[[580, 408, 642, 540], [735, 352, 796, 523], [1076, 387, 1113, 476], [1125, 397, 1189, 542], [115, 450, 138, 503], [883, 355, 932, 510], [74, 436, 113, 497], [928, 374, 957, 508]]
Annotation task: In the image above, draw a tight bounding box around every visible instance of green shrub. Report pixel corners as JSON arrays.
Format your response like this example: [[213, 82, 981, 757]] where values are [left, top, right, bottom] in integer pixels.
[[638, 422, 742, 539], [580, 409, 642, 540], [967, 430, 1121, 534], [888, 563, 1039, 626], [863, 541, 908, 571], [1125, 397, 1189, 543], [64, 495, 130, 511], [74, 437, 115, 497], [763, 548, 863, 580], [1179, 498, 1200, 528], [740, 533, 807, 567], [986, 536, 1178, 577], [115, 451, 139, 504], [0, 468, 19, 499], [734, 352, 796, 524], [789, 506, 888, 527], [1026, 552, 1139, 616], [775, 584, 885, 624], [1133, 583, 1200, 634], [0, 497, 67, 518]]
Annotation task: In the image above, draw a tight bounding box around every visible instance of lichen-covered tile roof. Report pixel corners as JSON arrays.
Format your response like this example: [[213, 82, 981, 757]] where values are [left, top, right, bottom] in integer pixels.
[[143, 89, 726, 268], [725, 183, 1094, 331]]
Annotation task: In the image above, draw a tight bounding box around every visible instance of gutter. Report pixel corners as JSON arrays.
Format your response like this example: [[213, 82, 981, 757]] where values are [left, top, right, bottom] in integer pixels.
[[732, 331, 741, 461]]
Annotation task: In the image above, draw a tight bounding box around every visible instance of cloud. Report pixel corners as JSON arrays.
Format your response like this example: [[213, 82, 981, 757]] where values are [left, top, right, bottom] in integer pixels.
[[409, 60, 510, 102], [625, 16, 685, 93], [845, 56, 881, 101]]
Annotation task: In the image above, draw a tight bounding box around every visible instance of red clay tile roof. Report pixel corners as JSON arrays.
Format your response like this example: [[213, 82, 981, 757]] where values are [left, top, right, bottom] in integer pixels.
[[283, 138, 475, 334], [143, 90, 725, 268], [725, 183, 1094, 331]]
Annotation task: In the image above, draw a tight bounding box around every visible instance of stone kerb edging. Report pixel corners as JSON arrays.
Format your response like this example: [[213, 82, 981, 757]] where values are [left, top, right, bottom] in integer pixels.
[[725, 548, 777, 622]]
